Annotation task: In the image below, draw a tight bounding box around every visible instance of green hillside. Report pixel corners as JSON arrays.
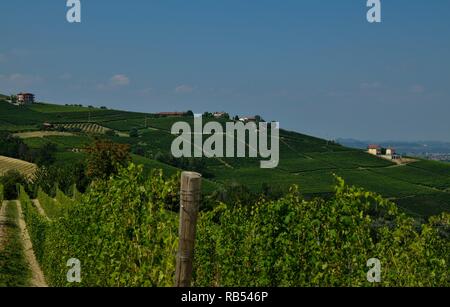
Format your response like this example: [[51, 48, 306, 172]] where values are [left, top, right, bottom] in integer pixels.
[[1, 96, 449, 218]]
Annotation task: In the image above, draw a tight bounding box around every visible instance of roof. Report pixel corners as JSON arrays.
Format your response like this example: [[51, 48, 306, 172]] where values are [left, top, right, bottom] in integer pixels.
[[368, 144, 381, 149]]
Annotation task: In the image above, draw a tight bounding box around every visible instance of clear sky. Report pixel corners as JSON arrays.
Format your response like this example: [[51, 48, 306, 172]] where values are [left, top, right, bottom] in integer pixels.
[[1, 0, 449, 141]]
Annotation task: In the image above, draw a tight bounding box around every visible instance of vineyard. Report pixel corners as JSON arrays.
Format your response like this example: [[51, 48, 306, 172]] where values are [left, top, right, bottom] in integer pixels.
[[60, 123, 110, 134], [0, 156, 37, 179], [2, 97, 450, 218], [2, 164, 446, 287]]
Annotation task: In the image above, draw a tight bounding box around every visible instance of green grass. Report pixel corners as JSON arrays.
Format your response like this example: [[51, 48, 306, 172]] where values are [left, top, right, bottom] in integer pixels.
[[0, 202, 31, 287]]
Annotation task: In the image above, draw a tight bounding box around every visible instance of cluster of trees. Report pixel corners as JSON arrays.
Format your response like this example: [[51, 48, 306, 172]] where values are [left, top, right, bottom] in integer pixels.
[[0, 138, 132, 199], [0, 132, 58, 166]]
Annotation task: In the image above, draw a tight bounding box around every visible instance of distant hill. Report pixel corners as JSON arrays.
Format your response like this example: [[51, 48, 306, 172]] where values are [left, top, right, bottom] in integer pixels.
[[1, 95, 450, 218]]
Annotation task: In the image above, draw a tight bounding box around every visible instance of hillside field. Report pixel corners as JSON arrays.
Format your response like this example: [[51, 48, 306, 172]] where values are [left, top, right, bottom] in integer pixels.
[[1, 97, 449, 217], [0, 156, 37, 179]]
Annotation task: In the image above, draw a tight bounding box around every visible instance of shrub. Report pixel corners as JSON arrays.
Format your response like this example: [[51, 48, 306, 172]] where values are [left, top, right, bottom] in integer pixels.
[[0, 170, 28, 199], [85, 140, 130, 180]]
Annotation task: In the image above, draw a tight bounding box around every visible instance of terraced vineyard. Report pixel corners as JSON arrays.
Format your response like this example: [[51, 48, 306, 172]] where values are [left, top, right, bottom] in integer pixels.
[[60, 123, 110, 134], [0, 156, 37, 179]]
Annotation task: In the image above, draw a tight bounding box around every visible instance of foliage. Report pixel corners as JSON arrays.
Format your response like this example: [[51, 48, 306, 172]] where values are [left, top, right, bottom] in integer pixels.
[[0, 132, 57, 166], [0, 183, 3, 203], [31, 161, 89, 197], [37, 188, 63, 219], [193, 178, 449, 287], [0, 170, 28, 199], [31, 142, 58, 166], [0, 201, 31, 286], [85, 139, 131, 180], [0, 131, 29, 160], [21, 164, 180, 287], [19, 165, 449, 287], [19, 187, 51, 267]]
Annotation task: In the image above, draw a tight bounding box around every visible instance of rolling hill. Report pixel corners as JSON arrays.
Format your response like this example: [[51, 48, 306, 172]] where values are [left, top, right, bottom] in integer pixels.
[[1, 97, 449, 218]]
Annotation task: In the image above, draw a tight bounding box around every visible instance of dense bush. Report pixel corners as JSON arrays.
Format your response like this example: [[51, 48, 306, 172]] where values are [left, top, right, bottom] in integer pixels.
[[85, 140, 131, 180], [0, 132, 58, 166], [31, 142, 58, 167], [31, 162, 89, 197], [0, 170, 28, 199], [0, 183, 3, 203], [20, 165, 449, 287], [0, 131, 29, 160]]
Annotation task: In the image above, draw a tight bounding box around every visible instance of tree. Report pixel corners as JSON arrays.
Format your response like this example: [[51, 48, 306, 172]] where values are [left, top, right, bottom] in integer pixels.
[[129, 128, 139, 138], [32, 142, 58, 166], [234, 115, 239, 121], [186, 110, 194, 117], [0, 170, 28, 199], [203, 112, 213, 118], [85, 140, 131, 180], [32, 162, 89, 196]]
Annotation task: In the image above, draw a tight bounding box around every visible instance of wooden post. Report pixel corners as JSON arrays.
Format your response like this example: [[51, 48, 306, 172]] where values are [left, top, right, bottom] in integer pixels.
[[175, 171, 202, 287]]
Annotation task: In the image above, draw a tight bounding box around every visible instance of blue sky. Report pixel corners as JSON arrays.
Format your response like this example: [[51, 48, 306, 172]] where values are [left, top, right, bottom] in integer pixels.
[[1, 0, 449, 141]]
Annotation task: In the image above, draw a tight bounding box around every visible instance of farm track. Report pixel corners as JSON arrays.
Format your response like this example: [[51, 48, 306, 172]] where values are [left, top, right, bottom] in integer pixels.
[[13, 131, 75, 139], [15, 200, 48, 287]]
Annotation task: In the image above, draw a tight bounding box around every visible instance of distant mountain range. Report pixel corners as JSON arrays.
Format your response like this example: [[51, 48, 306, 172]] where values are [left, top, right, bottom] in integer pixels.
[[337, 138, 450, 160]]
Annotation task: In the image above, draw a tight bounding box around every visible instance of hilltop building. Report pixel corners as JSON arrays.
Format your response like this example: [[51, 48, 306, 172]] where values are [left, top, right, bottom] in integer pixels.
[[16, 92, 35, 105], [239, 116, 257, 123], [213, 112, 227, 119], [368, 144, 381, 156], [367, 145, 401, 161]]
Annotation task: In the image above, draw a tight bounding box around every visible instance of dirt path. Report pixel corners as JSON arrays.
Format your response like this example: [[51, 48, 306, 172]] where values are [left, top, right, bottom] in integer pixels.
[[15, 200, 48, 287], [32, 199, 50, 221], [0, 201, 8, 251]]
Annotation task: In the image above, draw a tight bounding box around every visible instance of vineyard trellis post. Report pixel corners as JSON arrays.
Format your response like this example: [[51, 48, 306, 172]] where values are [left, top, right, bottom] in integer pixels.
[[175, 171, 202, 287]]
